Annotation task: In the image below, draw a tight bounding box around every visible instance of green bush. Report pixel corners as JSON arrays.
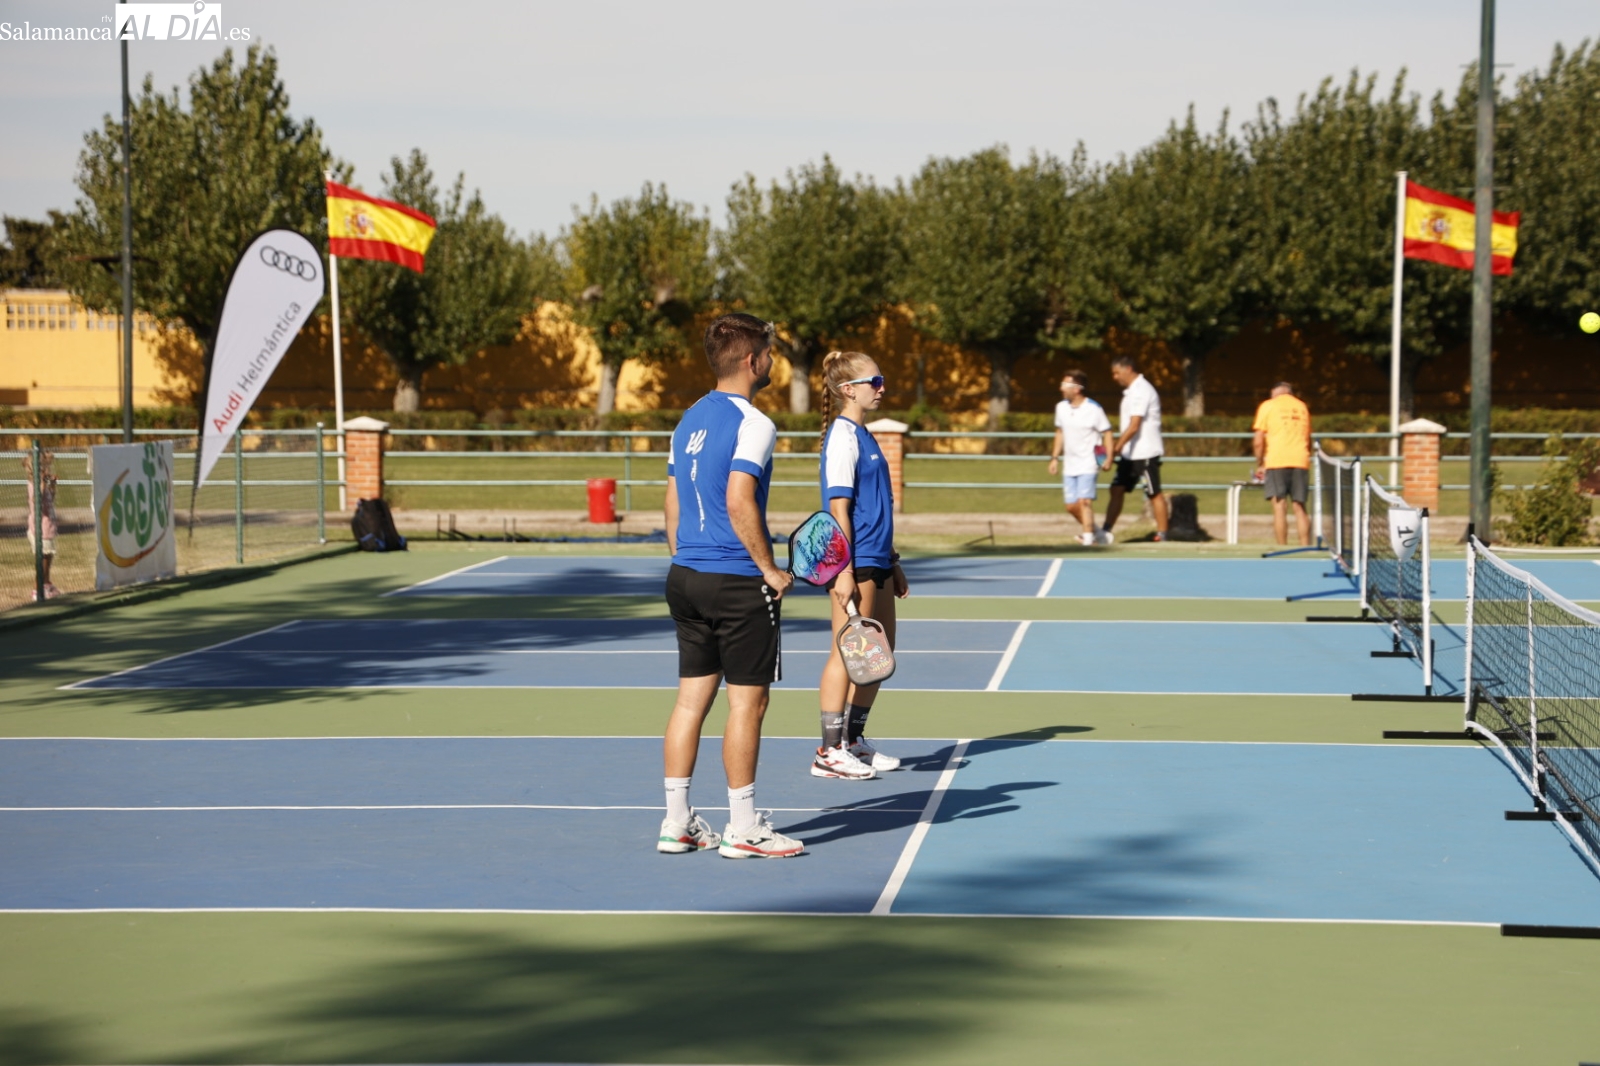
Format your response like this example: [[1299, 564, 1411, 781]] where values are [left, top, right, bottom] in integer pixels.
[[1495, 434, 1600, 546]]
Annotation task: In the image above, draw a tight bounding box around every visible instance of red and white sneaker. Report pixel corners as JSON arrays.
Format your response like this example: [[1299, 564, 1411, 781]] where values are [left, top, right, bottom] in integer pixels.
[[811, 743, 876, 780], [657, 810, 720, 854], [719, 813, 805, 859], [848, 737, 901, 772]]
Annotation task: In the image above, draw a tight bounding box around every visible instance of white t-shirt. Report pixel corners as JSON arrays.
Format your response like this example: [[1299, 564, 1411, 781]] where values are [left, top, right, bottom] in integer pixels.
[[1118, 374, 1164, 460], [1053, 398, 1111, 477]]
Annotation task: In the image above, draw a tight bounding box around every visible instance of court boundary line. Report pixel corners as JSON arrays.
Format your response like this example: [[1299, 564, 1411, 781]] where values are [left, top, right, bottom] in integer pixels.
[[0, 804, 924, 814], [872, 738, 970, 916], [984, 622, 1031, 691], [0, 906, 1499, 928], [52, 684, 1461, 696], [381, 555, 509, 597], [55, 620, 305, 692], [0, 735, 1484, 749], [1035, 558, 1062, 598]]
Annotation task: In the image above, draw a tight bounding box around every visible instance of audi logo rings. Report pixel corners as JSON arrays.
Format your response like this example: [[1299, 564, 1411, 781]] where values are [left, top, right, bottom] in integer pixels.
[[260, 245, 319, 281]]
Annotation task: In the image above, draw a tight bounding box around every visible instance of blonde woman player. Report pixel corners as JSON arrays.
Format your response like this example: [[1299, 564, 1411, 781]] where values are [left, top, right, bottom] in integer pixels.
[[812, 351, 908, 780]]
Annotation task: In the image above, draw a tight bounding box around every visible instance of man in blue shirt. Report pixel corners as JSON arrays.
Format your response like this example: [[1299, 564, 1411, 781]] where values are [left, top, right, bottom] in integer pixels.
[[657, 312, 802, 860]]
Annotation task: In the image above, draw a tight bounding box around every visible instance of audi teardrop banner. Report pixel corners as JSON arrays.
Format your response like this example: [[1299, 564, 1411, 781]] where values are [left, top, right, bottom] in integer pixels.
[[195, 229, 325, 491]]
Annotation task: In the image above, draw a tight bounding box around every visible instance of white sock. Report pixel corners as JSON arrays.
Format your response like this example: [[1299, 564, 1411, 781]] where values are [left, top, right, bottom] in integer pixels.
[[664, 776, 692, 823], [728, 783, 757, 833]]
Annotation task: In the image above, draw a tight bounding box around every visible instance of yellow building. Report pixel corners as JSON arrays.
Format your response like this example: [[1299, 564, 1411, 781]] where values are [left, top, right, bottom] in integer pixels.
[[1, 289, 170, 408]]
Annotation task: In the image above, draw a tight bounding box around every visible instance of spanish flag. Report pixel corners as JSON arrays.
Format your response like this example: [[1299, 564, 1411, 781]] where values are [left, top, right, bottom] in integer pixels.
[[1402, 179, 1520, 276], [325, 181, 438, 273]]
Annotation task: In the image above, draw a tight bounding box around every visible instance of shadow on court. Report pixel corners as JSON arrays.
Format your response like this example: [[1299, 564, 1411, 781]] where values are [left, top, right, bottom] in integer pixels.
[[786, 780, 1058, 846], [175, 918, 1130, 1066], [0, 1008, 87, 1066]]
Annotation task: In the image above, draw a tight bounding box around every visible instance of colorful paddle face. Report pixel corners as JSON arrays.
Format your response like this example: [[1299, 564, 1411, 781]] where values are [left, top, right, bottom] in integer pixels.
[[788, 510, 852, 586], [837, 613, 896, 685]]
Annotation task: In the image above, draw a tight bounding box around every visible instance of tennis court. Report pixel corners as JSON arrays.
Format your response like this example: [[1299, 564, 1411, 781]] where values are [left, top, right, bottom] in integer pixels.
[[1, 546, 1596, 1065]]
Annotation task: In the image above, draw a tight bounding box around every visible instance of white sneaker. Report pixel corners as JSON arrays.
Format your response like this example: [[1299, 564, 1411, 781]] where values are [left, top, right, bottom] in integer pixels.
[[1095, 528, 1115, 546], [719, 812, 805, 859], [812, 743, 877, 780], [657, 810, 720, 854], [1076, 531, 1094, 546], [848, 737, 901, 772]]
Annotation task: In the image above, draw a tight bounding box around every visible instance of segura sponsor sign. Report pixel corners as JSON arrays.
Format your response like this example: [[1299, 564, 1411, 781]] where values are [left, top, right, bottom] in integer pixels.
[[91, 441, 178, 591], [195, 230, 323, 492]]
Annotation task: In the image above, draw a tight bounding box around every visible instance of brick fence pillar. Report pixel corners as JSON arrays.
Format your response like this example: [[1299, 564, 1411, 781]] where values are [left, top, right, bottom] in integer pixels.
[[342, 415, 389, 509], [1399, 417, 1447, 513], [867, 418, 909, 514]]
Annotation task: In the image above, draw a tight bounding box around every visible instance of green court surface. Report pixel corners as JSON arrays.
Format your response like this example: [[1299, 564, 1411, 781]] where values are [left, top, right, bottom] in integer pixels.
[[1, 544, 1596, 1066]]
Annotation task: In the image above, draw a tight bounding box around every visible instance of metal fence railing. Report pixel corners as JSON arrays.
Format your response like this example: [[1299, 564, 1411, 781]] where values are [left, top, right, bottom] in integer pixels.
[[2, 427, 341, 612]]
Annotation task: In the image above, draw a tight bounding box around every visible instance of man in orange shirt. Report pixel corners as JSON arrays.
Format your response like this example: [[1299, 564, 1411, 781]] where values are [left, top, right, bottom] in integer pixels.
[[1253, 382, 1312, 546]]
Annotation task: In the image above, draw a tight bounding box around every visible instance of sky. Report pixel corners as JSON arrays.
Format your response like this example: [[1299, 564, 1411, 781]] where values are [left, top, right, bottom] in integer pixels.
[[1, 0, 1594, 240]]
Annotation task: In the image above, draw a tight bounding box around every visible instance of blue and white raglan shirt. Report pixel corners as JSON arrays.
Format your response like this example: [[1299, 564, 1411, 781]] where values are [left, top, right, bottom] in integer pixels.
[[821, 416, 894, 568], [668, 392, 777, 577]]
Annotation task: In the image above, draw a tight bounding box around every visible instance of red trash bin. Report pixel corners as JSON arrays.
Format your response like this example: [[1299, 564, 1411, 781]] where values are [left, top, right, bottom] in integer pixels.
[[586, 478, 617, 523]]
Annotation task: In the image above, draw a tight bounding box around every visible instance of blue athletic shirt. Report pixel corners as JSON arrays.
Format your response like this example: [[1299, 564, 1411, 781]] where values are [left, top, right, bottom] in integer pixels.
[[667, 391, 777, 576], [821, 416, 895, 568]]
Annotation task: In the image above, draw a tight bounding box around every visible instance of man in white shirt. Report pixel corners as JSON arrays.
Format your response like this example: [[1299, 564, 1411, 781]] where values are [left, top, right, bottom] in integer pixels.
[[1102, 356, 1170, 542], [1047, 369, 1115, 545]]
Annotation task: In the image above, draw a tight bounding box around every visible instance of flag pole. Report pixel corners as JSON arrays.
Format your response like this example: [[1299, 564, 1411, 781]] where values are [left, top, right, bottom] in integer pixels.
[[1389, 170, 1406, 488], [330, 251, 346, 511]]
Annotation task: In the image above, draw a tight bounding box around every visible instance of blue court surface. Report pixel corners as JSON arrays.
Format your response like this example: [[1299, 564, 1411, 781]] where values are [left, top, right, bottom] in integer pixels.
[[2, 737, 1594, 924], [69, 617, 1455, 695], [388, 554, 1600, 601]]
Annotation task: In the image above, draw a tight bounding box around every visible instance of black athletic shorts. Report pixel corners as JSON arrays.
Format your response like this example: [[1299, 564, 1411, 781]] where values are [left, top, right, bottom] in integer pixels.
[[1262, 467, 1309, 504], [1111, 456, 1163, 497], [851, 566, 894, 589], [665, 563, 782, 685]]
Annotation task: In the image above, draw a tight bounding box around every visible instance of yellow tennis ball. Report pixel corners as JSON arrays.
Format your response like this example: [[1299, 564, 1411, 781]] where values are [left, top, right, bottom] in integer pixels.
[[1582, 311, 1600, 334]]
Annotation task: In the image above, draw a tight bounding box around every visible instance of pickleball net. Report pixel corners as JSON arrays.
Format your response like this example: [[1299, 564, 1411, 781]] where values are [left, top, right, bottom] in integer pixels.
[[1465, 535, 1600, 874], [1314, 446, 1362, 580], [1362, 476, 1434, 692]]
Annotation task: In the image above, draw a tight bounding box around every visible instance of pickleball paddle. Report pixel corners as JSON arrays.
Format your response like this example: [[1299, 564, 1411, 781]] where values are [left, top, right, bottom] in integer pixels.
[[788, 510, 852, 586]]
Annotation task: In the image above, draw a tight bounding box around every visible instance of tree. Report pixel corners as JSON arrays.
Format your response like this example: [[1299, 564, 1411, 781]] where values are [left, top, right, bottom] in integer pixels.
[[337, 150, 536, 412], [1499, 40, 1600, 330], [53, 46, 336, 365], [720, 157, 895, 412], [1093, 110, 1252, 415], [562, 184, 711, 414], [899, 148, 1076, 429], [0, 215, 65, 288], [1246, 72, 1474, 419]]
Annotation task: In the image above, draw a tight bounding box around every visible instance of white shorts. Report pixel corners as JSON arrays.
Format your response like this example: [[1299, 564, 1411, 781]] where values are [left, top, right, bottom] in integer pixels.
[[26, 533, 56, 555], [1062, 473, 1098, 504]]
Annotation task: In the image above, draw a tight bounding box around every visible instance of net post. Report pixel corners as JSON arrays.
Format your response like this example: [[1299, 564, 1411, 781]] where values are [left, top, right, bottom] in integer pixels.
[[234, 428, 244, 566], [1420, 507, 1433, 695], [1354, 458, 1368, 611], [1463, 534, 1476, 725], [31, 438, 45, 604], [1332, 454, 1343, 562], [316, 421, 327, 545], [1312, 450, 1324, 549], [1526, 579, 1543, 810]]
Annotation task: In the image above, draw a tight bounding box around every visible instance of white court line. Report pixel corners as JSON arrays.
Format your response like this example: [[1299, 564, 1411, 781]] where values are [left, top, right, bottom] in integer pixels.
[[1035, 558, 1063, 598], [0, 735, 1485, 749], [163, 647, 1002, 655], [433, 571, 669, 579], [0, 906, 1500, 927], [984, 621, 1031, 691], [0, 804, 922, 813], [871, 738, 970, 916], [52, 684, 1455, 697], [56, 620, 304, 691], [380, 555, 509, 597]]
